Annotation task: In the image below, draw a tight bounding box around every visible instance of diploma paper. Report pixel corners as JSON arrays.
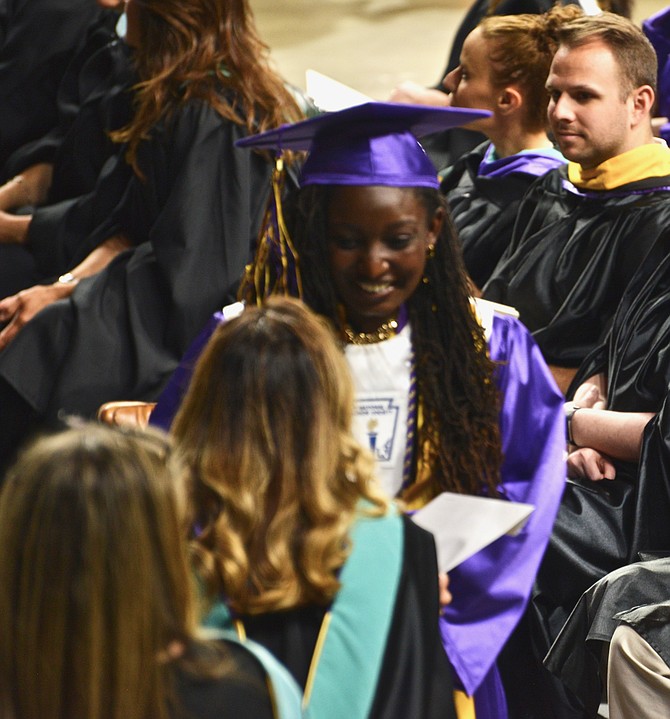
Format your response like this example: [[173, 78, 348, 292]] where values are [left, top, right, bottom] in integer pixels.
[[411, 492, 534, 572], [305, 69, 372, 112]]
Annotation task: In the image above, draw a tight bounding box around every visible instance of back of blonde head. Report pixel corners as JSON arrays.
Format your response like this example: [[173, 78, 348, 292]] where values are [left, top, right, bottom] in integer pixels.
[[172, 296, 389, 615], [0, 424, 194, 719]]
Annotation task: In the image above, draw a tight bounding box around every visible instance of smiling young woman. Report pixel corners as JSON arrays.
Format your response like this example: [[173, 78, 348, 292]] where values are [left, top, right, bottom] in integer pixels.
[[326, 185, 442, 335], [149, 103, 566, 719]]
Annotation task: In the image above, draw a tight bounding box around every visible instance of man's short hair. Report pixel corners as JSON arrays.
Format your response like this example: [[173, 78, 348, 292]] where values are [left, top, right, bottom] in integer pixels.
[[556, 12, 657, 98]]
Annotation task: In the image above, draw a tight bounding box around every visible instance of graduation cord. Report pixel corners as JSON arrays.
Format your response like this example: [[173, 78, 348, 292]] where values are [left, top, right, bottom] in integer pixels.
[[400, 349, 418, 495]]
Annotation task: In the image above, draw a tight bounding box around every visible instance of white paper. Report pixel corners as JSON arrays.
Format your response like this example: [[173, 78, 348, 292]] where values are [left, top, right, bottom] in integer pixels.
[[305, 69, 372, 112], [411, 492, 534, 572]]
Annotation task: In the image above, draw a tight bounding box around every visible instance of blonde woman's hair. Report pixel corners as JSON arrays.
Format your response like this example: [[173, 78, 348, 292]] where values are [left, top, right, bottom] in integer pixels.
[[0, 424, 197, 719], [172, 296, 389, 615]]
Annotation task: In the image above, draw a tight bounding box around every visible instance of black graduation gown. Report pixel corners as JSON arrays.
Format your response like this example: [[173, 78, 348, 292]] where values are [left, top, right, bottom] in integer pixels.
[[498, 242, 670, 719], [0, 35, 135, 298], [541, 379, 670, 714], [544, 556, 670, 717], [482, 168, 670, 367], [0, 0, 103, 169], [532, 246, 670, 633], [0, 99, 271, 421], [0, 8, 122, 183], [240, 516, 457, 719], [172, 640, 276, 719], [440, 142, 554, 289], [22, 39, 135, 279]]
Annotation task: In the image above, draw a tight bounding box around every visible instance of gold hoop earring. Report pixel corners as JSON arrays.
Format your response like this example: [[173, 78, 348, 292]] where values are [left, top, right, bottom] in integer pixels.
[[427, 244, 435, 259]]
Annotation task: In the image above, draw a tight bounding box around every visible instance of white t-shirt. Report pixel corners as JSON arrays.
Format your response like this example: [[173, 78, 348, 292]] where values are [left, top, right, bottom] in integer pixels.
[[344, 324, 413, 498]]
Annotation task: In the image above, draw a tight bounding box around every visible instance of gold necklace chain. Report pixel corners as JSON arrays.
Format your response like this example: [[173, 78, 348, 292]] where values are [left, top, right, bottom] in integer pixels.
[[342, 318, 399, 345]]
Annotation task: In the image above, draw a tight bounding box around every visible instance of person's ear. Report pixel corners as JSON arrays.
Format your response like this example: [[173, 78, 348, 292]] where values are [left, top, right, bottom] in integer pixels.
[[427, 206, 444, 246], [629, 85, 655, 126], [497, 86, 522, 116]]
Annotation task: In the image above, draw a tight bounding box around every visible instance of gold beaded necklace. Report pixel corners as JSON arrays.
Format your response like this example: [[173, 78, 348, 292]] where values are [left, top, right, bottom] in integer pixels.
[[342, 318, 399, 345]]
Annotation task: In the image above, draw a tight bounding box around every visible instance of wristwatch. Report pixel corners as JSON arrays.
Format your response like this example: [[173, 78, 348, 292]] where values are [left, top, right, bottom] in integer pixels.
[[57, 272, 77, 285], [566, 404, 581, 445]]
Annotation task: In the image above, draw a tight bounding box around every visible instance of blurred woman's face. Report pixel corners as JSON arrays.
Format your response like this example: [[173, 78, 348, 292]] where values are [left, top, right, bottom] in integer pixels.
[[442, 27, 496, 133], [327, 186, 442, 334]]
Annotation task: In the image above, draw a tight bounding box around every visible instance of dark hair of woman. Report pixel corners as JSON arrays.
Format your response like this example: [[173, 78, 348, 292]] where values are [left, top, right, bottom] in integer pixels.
[[282, 186, 502, 499], [111, 0, 302, 173]]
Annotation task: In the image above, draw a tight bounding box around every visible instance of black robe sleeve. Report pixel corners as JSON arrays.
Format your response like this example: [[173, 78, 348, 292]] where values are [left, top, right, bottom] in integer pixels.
[[543, 557, 670, 717], [0, 33, 134, 299], [0, 100, 271, 418], [0, 0, 103, 169], [483, 169, 670, 367], [441, 143, 542, 289], [526, 240, 670, 678], [0, 9, 121, 182]]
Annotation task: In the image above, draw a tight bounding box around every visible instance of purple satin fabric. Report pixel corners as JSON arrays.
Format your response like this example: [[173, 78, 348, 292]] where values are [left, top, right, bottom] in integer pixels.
[[440, 314, 566, 716], [150, 311, 225, 431], [643, 6, 670, 119], [478, 146, 566, 180]]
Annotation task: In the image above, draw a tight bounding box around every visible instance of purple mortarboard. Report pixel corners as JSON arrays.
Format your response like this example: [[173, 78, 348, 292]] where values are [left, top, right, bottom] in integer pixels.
[[235, 102, 490, 304], [236, 102, 490, 189]]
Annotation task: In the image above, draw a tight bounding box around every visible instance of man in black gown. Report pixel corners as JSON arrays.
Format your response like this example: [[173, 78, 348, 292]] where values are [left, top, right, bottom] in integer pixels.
[[483, 12, 670, 395]]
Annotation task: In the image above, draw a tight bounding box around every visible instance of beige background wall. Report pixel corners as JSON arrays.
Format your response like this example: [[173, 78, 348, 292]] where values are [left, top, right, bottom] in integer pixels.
[[251, 0, 668, 101]]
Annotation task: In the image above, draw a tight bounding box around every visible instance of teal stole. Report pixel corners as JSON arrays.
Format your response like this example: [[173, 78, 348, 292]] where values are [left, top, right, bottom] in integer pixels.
[[203, 506, 404, 718]]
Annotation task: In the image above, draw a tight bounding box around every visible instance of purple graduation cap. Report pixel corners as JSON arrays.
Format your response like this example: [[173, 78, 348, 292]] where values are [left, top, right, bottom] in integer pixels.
[[236, 102, 491, 189], [233, 102, 491, 302]]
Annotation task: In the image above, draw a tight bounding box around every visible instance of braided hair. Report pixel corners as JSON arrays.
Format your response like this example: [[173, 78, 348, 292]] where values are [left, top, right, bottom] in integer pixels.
[[279, 185, 502, 498]]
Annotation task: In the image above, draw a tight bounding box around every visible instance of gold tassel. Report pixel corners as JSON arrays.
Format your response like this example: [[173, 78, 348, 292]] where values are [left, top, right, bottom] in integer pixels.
[[238, 156, 303, 305]]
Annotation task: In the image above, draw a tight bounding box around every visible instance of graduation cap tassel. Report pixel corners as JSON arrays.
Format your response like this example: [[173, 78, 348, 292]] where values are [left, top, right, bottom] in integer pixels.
[[238, 156, 303, 305]]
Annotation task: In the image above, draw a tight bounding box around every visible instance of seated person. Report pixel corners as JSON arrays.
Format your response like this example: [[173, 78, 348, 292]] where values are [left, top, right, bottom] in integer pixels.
[[502, 239, 670, 717], [482, 12, 670, 394], [0, 422, 302, 719], [171, 296, 458, 719], [544, 556, 670, 717], [388, 0, 584, 168], [150, 102, 567, 719], [607, 600, 670, 719], [0, 0, 133, 297], [0, 0, 302, 472], [439, 5, 576, 290]]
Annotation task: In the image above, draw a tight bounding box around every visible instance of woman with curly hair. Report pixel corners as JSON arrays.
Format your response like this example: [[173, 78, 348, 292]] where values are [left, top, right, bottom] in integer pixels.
[[172, 296, 457, 719], [150, 102, 566, 718], [0, 0, 302, 468], [0, 423, 302, 719]]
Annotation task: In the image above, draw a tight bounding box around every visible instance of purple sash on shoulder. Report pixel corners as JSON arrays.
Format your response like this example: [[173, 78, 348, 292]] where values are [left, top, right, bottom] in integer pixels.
[[477, 145, 565, 180]]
